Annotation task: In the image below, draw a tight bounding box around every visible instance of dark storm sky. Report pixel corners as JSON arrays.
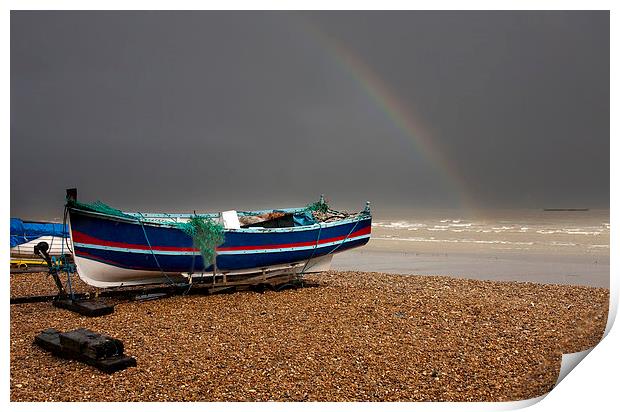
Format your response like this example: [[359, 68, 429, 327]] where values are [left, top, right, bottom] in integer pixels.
[[11, 11, 609, 219]]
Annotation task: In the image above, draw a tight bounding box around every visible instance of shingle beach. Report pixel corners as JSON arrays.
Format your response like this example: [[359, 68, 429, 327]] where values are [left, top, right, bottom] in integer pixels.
[[10, 271, 608, 402]]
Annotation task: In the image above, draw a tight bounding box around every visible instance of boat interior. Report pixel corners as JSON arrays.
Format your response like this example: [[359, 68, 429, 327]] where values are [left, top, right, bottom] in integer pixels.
[[125, 207, 365, 230]]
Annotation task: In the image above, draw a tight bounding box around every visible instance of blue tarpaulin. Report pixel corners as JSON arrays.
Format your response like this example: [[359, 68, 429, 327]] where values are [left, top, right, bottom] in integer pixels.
[[10, 218, 69, 248], [293, 210, 317, 227]]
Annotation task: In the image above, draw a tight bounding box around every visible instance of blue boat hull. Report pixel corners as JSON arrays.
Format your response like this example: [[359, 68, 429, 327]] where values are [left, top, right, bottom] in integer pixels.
[[69, 208, 371, 287]]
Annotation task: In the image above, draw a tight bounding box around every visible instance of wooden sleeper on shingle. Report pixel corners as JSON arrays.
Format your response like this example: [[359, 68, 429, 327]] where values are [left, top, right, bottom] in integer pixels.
[[34, 328, 136, 373]]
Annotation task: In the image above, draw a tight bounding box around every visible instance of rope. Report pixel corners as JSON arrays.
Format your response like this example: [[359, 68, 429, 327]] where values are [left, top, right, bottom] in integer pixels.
[[300, 223, 323, 274], [63, 207, 74, 255], [137, 213, 178, 287], [183, 216, 202, 296], [325, 214, 364, 255], [62, 206, 74, 300], [301, 214, 365, 276]]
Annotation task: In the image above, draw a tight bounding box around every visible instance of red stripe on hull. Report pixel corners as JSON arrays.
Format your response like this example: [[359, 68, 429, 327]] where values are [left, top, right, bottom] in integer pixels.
[[218, 226, 371, 251], [72, 230, 196, 252], [72, 226, 371, 253]]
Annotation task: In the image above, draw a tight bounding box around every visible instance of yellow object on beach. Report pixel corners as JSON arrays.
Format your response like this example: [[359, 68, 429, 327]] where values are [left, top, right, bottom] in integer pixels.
[[10, 258, 49, 269]]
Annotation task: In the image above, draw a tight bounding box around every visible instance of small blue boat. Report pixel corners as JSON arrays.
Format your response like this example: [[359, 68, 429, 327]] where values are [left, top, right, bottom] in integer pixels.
[[67, 194, 372, 288]]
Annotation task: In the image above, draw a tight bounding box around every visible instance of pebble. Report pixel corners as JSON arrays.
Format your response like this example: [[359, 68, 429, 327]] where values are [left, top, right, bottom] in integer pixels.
[[10, 270, 608, 401]]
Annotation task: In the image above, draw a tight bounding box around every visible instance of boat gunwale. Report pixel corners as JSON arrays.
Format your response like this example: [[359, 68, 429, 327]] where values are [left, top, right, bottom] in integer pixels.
[[128, 207, 308, 219], [67, 206, 372, 234]]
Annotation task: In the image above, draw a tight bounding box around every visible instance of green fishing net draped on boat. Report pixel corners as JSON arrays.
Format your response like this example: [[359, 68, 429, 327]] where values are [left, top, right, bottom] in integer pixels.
[[68, 199, 225, 266], [175, 216, 225, 266], [67, 199, 138, 220], [305, 199, 329, 214]]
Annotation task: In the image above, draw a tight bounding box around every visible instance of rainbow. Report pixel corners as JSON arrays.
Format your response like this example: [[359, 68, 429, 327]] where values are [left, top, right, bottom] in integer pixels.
[[298, 18, 477, 211]]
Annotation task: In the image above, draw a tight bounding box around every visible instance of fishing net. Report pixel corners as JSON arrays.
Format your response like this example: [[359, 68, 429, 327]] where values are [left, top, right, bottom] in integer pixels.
[[67, 199, 138, 220], [305, 198, 330, 222], [305, 199, 329, 214], [175, 216, 225, 267], [68, 199, 225, 266]]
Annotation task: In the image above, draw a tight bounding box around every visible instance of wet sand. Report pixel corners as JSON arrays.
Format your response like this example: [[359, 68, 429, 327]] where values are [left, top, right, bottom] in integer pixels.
[[10, 271, 608, 402], [332, 247, 609, 288]]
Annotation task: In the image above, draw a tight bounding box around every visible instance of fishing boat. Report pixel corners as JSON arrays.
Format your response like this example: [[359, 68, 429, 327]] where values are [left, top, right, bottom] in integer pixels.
[[66, 191, 372, 288]]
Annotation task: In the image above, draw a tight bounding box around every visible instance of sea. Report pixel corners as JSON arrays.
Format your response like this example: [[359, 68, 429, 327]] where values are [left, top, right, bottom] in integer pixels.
[[332, 209, 610, 288]]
